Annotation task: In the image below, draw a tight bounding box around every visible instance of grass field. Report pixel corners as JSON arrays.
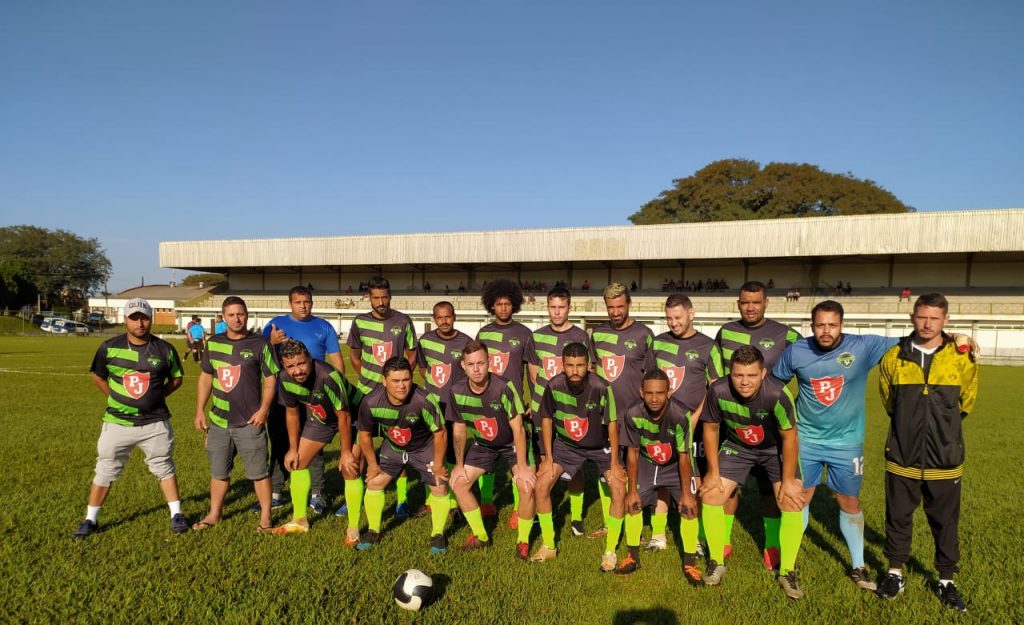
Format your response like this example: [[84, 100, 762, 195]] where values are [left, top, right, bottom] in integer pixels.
[[1, 335, 1021, 624]]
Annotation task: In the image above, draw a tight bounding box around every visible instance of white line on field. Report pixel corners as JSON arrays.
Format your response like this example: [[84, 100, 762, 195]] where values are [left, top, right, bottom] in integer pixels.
[[0, 368, 87, 377]]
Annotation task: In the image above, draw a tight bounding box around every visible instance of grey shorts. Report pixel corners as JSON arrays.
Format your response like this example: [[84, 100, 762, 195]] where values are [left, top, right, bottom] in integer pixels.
[[718, 444, 781, 486], [552, 437, 612, 480], [301, 419, 338, 445], [94, 420, 176, 486], [636, 459, 683, 508], [207, 423, 269, 481], [379, 442, 445, 487], [465, 442, 519, 474]]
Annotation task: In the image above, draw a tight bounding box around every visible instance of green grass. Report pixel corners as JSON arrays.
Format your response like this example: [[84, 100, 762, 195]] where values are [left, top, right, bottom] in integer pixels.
[[0, 315, 45, 335], [1, 336, 1021, 624]]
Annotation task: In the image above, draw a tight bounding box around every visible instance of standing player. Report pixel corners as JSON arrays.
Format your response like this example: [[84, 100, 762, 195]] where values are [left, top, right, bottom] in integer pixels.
[[192, 296, 279, 532], [354, 357, 450, 554], [530, 343, 626, 573], [188, 316, 207, 364], [270, 340, 361, 544], [615, 370, 698, 580], [263, 285, 345, 516], [73, 298, 188, 538], [476, 278, 535, 518], [876, 293, 978, 612], [448, 341, 536, 558], [699, 345, 807, 599], [527, 285, 590, 534], [184, 315, 200, 362], [715, 281, 800, 566], [347, 276, 418, 518]]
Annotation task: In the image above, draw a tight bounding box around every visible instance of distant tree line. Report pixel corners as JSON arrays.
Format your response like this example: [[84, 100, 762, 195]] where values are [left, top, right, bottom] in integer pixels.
[[0, 225, 111, 310]]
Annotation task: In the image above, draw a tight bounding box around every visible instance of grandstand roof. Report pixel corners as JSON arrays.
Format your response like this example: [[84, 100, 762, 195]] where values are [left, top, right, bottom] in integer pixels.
[[160, 208, 1024, 271]]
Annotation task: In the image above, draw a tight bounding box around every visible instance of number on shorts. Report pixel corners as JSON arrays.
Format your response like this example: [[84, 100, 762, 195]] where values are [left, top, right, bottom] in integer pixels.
[[852, 456, 864, 476]]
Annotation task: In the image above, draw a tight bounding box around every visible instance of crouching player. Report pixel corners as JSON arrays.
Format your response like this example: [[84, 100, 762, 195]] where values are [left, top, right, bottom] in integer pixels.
[[615, 370, 700, 583], [699, 345, 807, 599], [355, 357, 450, 554], [271, 340, 363, 542], [448, 341, 536, 558]]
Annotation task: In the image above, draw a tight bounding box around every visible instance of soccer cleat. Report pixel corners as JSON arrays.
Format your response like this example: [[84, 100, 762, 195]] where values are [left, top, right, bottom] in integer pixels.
[[646, 535, 668, 552], [762, 547, 780, 570], [343, 534, 359, 548], [273, 521, 309, 535], [508, 514, 519, 530], [876, 573, 905, 600], [462, 535, 491, 550], [570, 520, 585, 537], [778, 570, 804, 600], [704, 560, 727, 586], [479, 503, 498, 518], [412, 504, 431, 519], [430, 533, 448, 555], [529, 545, 558, 563], [936, 581, 966, 612], [588, 526, 608, 539], [599, 551, 618, 573], [170, 513, 189, 535], [395, 502, 411, 520], [308, 496, 326, 516], [683, 562, 704, 587], [72, 520, 98, 540], [334, 502, 349, 517], [250, 495, 286, 514], [695, 542, 707, 559], [723, 544, 733, 558], [515, 542, 530, 561], [355, 530, 381, 551], [614, 553, 640, 575], [849, 567, 877, 591]]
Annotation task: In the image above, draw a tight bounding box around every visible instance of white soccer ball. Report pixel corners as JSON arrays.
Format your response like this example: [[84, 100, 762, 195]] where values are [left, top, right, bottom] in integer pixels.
[[393, 568, 434, 611]]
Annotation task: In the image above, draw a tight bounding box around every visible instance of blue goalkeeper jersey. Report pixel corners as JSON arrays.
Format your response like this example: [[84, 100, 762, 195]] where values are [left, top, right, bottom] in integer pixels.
[[772, 333, 897, 447]]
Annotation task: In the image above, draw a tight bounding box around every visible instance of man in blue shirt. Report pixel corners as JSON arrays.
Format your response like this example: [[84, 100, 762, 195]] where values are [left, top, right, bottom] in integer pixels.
[[214, 314, 228, 335], [187, 317, 207, 364], [262, 286, 345, 515]]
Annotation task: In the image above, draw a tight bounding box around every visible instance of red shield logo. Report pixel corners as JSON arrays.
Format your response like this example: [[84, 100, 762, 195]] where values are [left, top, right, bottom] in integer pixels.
[[489, 351, 510, 376], [217, 365, 240, 393], [387, 426, 412, 446], [811, 375, 845, 407], [474, 417, 499, 441], [601, 355, 625, 382], [542, 356, 563, 379], [564, 416, 589, 441], [429, 362, 452, 388], [735, 425, 765, 445], [123, 371, 150, 399], [646, 442, 673, 465], [662, 366, 685, 394], [371, 342, 393, 366], [308, 404, 328, 422]]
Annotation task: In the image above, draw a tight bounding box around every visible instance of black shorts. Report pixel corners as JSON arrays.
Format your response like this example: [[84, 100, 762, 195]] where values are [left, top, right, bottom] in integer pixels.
[[301, 419, 338, 445], [718, 444, 782, 486], [637, 459, 682, 508], [465, 442, 519, 474], [379, 442, 445, 486], [552, 437, 612, 479], [691, 429, 708, 477]]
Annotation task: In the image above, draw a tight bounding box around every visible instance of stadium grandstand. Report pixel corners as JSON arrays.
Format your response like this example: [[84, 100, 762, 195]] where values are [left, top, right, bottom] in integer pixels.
[[160, 208, 1024, 362]]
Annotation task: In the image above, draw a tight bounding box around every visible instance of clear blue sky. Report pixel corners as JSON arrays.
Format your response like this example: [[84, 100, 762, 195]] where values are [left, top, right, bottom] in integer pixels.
[[2, 1, 1021, 292]]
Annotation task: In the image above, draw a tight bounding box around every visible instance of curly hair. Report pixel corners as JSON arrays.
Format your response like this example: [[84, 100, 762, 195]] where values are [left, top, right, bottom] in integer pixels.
[[279, 339, 310, 362], [481, 278, 523, 315]]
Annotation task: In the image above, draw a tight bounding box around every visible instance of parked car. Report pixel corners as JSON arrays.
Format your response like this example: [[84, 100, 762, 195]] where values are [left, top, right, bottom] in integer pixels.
[[51, 320, 94, 334]]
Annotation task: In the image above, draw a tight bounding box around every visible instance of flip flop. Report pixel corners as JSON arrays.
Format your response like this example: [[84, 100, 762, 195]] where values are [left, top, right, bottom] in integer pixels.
[[191, 520, 217, 532]]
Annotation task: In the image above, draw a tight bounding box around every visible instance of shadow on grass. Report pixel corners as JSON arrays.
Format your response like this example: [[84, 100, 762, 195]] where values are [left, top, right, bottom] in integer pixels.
[[424, 573, 451, 609], [613, 606, 679, 625]]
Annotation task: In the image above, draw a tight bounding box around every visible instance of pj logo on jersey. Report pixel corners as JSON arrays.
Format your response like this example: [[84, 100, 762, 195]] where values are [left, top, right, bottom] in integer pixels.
[[388, 426, 412, 446], [308, 403, 328, 422], [646, 442, 672, 465], [429, 363, 451, 388], [216, 365, 240, 392], [489, 351, 510, 375], [371, 342, 393, 366], [735, 425, 765, 445], [564, 417, 589, 441], [601, 355, 625, 382], [123, 371, 150, 399], [811, 376, 845, 406], [662, 366, 685, 393], [542, 356, 563, 378], [474, 417, 499, 441]]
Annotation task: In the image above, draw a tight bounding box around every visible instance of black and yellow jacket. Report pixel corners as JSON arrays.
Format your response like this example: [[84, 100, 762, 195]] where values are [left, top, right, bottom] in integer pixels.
[[878, 334, 978, 480]]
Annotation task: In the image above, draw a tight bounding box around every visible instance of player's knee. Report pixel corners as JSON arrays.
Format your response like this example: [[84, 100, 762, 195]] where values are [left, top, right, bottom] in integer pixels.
[[93, 458, 124, 486], [145, 456, 176, 481]]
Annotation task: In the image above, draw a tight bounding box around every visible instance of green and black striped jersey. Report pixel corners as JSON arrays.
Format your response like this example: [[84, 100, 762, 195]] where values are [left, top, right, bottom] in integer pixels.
[[701, 376, 796, 452], [446, 376, 524, 449], [90, 334, 183, 426], [590, 320, 654, 414], [477, 321, 534, 399], [620, 399, 690, 467], [528, 324, 589, 414], [356, 384, 442, 453], [347, 310, 417, 397], [202, 332, 278, 428], [645, 331, 722, 412], [537, 373, 616, 450], [277, 360, 351, 426], [715, 319, 800, 372], [417, 329, 472, 411]]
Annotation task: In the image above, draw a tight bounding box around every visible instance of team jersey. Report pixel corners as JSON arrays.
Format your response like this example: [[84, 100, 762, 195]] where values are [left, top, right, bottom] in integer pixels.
[[202, 332, 279, 428], [528, 324, 590, 413], [264, 314, 340, 362], [773, 334, 897, 447], [347, 310, 417, 396], [477, 321, 534, 399], [277, 359, 352, 427], [590, 319, 654, 413], [356, 384, 442, 453], [645, 331, 722, 412], [716, 319, 801, 372], [701, 376, 796, 452], [417, 329, 472, 410], [537, 373, 617, 450], [620, 398, 690, 467], [446, 376, 525, 449], [90, 334, 183, 426]]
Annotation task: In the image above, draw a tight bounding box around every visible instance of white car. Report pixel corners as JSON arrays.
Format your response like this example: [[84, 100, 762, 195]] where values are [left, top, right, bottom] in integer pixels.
[[51, 320, 94, 335]]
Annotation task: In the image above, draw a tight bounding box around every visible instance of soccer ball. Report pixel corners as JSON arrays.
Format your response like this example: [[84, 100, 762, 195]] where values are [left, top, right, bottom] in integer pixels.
[[393, 569, 434, 610]]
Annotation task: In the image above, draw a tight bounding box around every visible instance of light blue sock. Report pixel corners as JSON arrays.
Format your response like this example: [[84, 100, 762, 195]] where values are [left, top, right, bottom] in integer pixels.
[[839, 510, 865, 569], [802, 505, 810, 531]]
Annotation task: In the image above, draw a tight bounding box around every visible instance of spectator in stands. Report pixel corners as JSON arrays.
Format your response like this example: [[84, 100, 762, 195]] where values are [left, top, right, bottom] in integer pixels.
[[844, 282, 852, 295], [899, 287, 911, 303], [630, 280, 638, 292], [582, 279, 590, 292]]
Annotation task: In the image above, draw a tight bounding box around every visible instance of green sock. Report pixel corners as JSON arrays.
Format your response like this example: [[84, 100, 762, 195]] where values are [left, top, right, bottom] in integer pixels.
[[764, 516, 781, 551], [429, 494, 449, 536], [478, 473, 495, 506], [290, 468, 310, 520], [344, 478, 364, 532], [569, 491, 584, 522], [517, 514, 534, 544], [651, 511, 668, 537], [512, 481, 520, 510], [605, 515, 624, 553], [703, 504, 726, 562], [598, 480, 611, 525], [779, 511, 804, 574], [449, 490, 458, 510], [625, 512, 643, 547], [365, 489, 385, 532], [724, 513, 735, 545], [464, 506, 489, 541], [681, 516, 700, 553], [396, 475, 408, 505], [538, 512, 556, 548], [698, 517, 707, 542]]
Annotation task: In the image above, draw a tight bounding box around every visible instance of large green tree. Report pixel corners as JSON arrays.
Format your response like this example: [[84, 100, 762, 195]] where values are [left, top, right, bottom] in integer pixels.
[[0, 225, 112, 308], [629, 159, 913, 224]]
